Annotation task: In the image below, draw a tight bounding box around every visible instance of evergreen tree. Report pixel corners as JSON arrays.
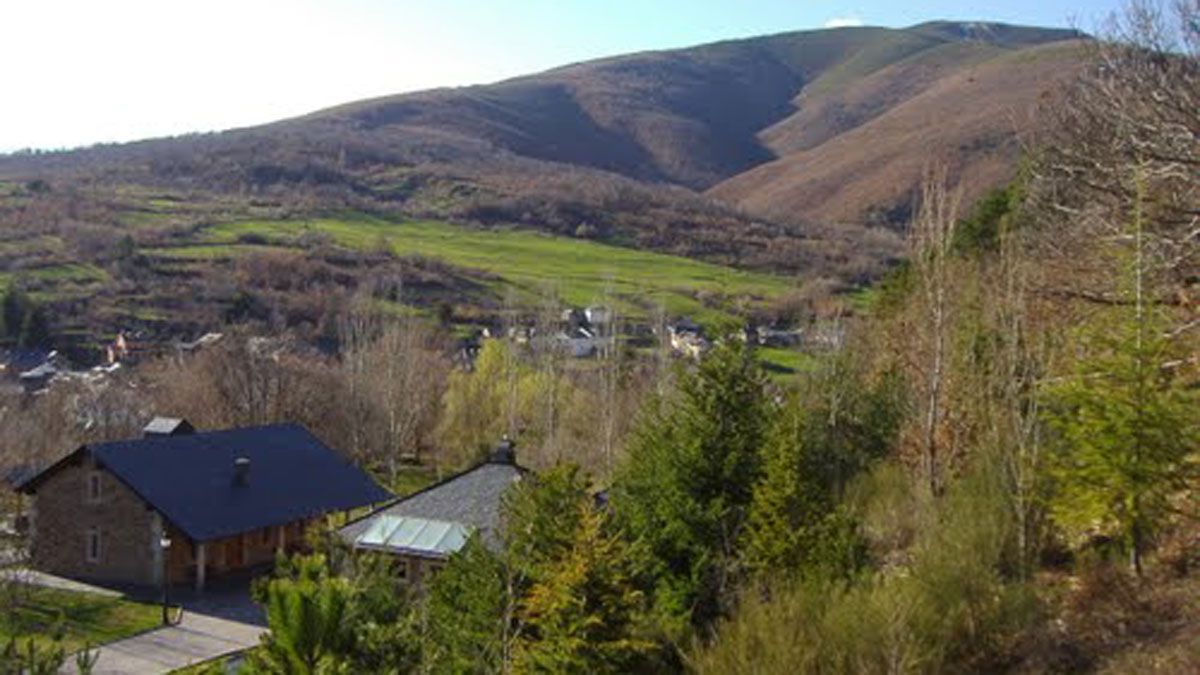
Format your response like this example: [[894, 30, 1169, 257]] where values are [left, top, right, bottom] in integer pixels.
[[515, 496, 653, 674], [502, 463, 589, 580], [1045, 308, 1198, 574], [424, 536, 508, 674], [1044, 179, 1200, 575], [343, 554, 421, 674], [744, 359, 902, 578], [246, 555, 355, 674], [613, 341, 769, 637], [1, 286, 31, 342], [18, 304, 51, 348]]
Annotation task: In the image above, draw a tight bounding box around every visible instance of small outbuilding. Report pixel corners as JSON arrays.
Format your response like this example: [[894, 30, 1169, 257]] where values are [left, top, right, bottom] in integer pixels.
[[339, 438, 525, 586]]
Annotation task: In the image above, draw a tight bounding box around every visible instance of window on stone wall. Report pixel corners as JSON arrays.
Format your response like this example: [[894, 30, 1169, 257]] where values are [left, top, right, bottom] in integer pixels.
[[86, 527, 101, 563], [262, 527, 272, 544], [86, 471, 103, 504]]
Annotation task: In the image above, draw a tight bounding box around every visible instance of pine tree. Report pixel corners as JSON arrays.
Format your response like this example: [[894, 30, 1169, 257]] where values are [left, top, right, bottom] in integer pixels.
[[613, 341, 769, 636], [18, 305, 50, 348], [1044, 176, 1200, 575], [515, 498, 652, 674], [503, 464, 588, 580], [246, 555, 354, 674], [743, 358, 901, 579], [1, 286, 31, 343], [424, 536, 508, 674]]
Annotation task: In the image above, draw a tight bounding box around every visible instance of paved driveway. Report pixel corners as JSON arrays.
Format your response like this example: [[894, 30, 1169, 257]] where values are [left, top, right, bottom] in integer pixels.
[[44, 574, 268, 674], [82, 612, 263, 674]]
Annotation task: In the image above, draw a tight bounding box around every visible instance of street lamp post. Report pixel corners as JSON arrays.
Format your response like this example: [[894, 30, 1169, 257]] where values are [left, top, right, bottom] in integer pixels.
[[160, 535, 172, 625]]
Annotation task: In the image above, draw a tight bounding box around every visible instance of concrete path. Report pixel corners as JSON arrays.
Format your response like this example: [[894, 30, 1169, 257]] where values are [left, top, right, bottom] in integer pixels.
[[74, 612, 263, 674]]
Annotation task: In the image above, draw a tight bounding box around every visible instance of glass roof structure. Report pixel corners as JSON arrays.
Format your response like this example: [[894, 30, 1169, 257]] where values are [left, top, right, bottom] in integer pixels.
[[353, 514, 472, 559]]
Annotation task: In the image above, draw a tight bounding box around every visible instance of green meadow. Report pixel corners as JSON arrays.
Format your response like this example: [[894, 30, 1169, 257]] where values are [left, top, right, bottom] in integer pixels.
[[158, 214, 796, 324]]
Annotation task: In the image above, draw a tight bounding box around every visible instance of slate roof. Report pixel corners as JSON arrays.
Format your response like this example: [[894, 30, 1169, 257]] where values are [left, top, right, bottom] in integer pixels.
[[340, 459, 524, 554], [22, 423, 391, 542]]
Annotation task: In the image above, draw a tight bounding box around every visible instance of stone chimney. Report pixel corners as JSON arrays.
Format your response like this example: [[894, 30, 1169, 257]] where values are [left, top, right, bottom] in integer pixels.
[[489, 436, 517, 465]]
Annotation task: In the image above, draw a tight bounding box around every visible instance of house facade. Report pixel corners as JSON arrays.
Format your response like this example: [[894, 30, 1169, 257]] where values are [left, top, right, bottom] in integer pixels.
[[19, 419, 390, 590]]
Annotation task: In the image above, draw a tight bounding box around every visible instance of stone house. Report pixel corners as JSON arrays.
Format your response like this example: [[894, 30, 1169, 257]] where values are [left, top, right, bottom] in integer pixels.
[[339, 438, 525, 587], [17, 419, 390, 591]]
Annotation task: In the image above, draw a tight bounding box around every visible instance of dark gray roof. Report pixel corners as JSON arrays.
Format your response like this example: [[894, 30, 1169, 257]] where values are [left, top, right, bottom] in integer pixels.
[[23, 424, 391, 542], [340, 461, 524, 551]]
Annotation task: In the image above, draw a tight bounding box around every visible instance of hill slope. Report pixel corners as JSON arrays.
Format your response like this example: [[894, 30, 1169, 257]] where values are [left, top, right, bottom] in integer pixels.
[[0, 22, 1085, 278], [710, 39, 1082, 224]]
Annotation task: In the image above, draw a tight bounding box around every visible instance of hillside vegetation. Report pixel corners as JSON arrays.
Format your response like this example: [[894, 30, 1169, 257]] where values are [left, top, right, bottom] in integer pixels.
[[0, 22, 1084, 279]]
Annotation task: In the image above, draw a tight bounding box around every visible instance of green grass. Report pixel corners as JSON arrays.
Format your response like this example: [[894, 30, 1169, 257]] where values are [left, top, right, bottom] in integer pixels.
[[388, 466, 440, 497], [149, 244, 283, 261], [757, 347, 818, 379], [178, 214, 795, 324], [0, 585, 161, 655], [0, 263, 110, 294]]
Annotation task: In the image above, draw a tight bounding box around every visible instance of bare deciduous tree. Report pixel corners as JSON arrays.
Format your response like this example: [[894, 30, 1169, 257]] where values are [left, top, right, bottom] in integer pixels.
[[910, 166, 963, 495], [1029, 0, 1200, 337]]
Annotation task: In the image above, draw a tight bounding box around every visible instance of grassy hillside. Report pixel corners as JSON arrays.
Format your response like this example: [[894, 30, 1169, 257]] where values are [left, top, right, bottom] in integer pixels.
[[0, 21, 1088, 355], [0, 22, 1084, 278], [160, 214, 793, 325]]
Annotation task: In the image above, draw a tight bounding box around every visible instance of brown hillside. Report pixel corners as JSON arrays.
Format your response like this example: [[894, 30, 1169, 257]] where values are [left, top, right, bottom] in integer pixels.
[[0, 23, 1086, 275], [709, 41, 1085, 225]]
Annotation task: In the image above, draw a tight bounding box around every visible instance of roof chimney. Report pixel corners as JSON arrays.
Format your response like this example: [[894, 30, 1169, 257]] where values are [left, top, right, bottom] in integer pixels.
[[490, 436, 516, 465], [233, 457, 251, 486]]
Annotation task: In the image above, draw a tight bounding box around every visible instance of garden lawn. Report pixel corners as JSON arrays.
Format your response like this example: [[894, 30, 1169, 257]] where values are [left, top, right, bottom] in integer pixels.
[[0, 585, 161, 654]]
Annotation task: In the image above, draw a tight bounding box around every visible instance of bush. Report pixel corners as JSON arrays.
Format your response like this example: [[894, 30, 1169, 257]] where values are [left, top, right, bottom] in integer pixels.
[[694, 456, 1041, 674]]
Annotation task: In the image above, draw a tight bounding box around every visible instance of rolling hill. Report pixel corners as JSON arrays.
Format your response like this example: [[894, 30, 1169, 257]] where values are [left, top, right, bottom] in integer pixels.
[[0, 22, 1085, 250], [0, 21, 1089, 351]]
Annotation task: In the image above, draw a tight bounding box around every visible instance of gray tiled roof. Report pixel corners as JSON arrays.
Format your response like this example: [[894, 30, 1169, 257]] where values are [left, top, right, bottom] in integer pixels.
[[340, 461, 524, 551]]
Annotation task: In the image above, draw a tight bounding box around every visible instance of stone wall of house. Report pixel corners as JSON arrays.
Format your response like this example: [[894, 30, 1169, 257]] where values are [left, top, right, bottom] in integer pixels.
[[30, 453, 157, 586]]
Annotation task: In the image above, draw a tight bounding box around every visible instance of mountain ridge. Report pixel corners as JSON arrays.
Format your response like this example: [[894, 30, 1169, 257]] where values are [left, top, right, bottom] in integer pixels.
[[0, 21, 1087, 273]]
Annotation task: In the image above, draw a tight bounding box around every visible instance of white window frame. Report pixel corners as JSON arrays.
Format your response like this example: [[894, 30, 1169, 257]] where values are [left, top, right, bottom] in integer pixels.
[[86, 528, 101, 563], [86, 471, 103, 504]]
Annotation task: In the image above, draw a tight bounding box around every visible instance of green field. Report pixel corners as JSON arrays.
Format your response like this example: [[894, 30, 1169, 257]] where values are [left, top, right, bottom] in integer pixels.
[[0, 263, 110, 296], [0, 585, 161, 655], [758, 346, 819, 377], [158, 214, 796, 324]]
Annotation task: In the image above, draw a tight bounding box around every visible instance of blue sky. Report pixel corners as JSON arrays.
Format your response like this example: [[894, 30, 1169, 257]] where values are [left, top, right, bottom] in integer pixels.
[[1, 0, 1123, 152]]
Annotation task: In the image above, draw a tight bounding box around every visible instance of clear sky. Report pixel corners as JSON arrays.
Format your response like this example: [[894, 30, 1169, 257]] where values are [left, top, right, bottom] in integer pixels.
[[1, 0, 1124, 153]]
